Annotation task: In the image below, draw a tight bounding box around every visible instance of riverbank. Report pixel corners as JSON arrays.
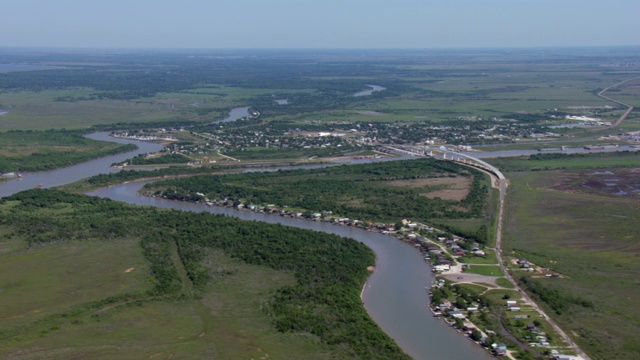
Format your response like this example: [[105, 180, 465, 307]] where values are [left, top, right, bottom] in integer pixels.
[[90, 180, 492, 360], [137, 189, 507, 358]]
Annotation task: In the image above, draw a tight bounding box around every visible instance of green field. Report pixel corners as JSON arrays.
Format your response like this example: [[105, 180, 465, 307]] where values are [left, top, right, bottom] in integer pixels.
[[0, 130, 135, 172], [459, 251, 498, 264], [0, 87, 268, 130], [496, 277, 515, 288], [0, 190, 407, 360], [487, 151, 640, 172], [503, 164, 640, 359], [464, 265, 505, 277], [0, 242, 336, 359], [0, 48, 637, 135], [1, 48, 639, 360]]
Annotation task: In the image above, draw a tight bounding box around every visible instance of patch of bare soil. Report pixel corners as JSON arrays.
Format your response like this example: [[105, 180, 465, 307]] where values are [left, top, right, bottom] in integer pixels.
[[387, 176, 472, 201], [542, 168, 640, 197]]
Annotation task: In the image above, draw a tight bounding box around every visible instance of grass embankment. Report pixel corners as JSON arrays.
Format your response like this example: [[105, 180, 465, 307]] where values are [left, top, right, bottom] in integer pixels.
[[502, 163, 640, 359], [0, 190, 407, 359]]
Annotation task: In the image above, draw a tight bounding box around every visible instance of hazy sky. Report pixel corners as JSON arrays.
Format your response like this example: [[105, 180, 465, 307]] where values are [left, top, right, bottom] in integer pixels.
[[2, 0, 639, 49]]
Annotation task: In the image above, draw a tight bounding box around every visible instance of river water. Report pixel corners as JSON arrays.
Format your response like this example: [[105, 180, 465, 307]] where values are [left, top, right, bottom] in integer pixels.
[[0, 106, 253, 197], [209, 106, 251, 124], [3, 106, 635, 357], [0, 133, 164, 198], [0, 107, 490, 359], [88, 181, 490, 360], [354, 84, 386, 97]]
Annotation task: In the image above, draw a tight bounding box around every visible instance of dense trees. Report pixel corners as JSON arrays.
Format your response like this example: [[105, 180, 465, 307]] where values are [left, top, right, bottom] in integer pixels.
[[0, 189, 408, 359], [147, 158, 488, 223], [518, 276, 594, 315]]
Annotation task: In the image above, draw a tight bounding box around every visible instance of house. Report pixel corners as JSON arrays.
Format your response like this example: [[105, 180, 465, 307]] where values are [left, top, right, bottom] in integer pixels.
[[433, 264, 450, 272], [492, 343, 508, 357], [506, 300, 517, 307], [438, 300, 452, 310]]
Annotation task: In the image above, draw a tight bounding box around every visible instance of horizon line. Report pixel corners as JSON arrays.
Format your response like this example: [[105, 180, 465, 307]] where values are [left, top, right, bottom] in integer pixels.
[[1, 45, 640, 52]]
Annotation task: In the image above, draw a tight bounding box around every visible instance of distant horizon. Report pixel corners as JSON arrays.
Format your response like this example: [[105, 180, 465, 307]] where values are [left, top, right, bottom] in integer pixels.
[[2, 1, 638, 50], [1, 44, 640, 52]]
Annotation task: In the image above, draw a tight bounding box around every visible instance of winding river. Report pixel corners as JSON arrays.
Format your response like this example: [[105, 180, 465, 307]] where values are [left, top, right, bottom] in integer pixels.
[[0, 107, 491, 359], [88, 181, 490, 360], [4, 106, 635, 358]]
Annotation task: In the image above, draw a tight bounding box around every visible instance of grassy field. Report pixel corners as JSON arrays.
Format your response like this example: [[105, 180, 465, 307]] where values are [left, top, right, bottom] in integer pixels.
[[0, 247, 336, 359], [2, 49, 639, 360], [0, 236, 150, 328], [459, 250, 498, 264], [496, 277, 515, 288], [482, 289, 522, 303], [0, 205, 345, 359], [0, 86, 273, 130], [503, 167, 640, 360], [0, 131, 135, 172], [486, 151, 640, 172], [464, 265, 505, 277], [0, 89, 184, 130], [1, 49, 636, 132]]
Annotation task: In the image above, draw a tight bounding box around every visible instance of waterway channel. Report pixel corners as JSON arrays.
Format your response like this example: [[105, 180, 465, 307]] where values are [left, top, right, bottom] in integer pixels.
[[354, 84, 386, 97], [0, 108, 492, 359], [88, 181, 491, 360], [3, 105, 636, 358]]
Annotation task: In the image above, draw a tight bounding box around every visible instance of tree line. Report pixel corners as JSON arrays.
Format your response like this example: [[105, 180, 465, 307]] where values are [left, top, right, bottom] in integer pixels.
[[147, 158, 489, 223], [0, 189, 409, 359]]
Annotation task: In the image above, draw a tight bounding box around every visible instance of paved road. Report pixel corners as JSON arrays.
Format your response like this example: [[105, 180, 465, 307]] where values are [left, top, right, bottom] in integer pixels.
[[388, 145, 592, 358], [597, 76, 639, 127], [460, 153, 592, 360]]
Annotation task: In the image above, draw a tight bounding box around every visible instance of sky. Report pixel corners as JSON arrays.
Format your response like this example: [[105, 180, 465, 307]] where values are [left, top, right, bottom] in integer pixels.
[[1, 0, 639, 49]]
